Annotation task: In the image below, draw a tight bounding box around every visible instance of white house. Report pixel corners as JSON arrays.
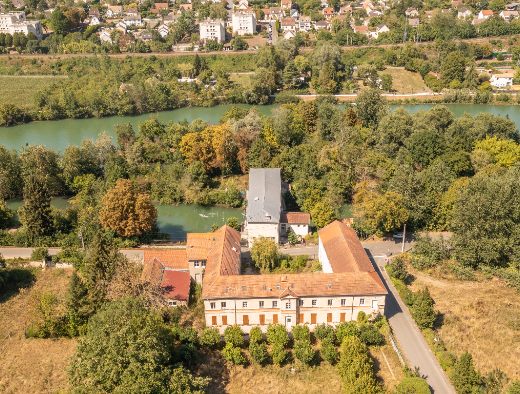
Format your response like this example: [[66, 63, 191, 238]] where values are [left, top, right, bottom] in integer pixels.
[[157, 23, 169, 37], [200, 18, 225, 43], [280, 212, 310, 238], [281, 0, 292, 9], [458, 7, 472, 19], [0, 11, 43, 40], [232, 11, 256, 35], [299, 15, 311, 31], [106, 5, 123, 17], [500, 10, 519, 20], [99, 29, 112, 43], [371, 23, 389, 38], [123, 15, 144, 26], [478, 10, 493, 19], [405, 7, 419, 17], [280, 17, 296, 31], [116, 20, 127, 33], [90, 16, 101, 25], [283, 29, 296, 39], [489, 71, 514, 88]]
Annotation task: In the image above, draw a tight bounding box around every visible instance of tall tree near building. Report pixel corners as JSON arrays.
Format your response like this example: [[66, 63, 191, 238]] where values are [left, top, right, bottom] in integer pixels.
[[450, 351, 482, 394], [99, 179, 157, 237], [251, 237, 280, 272], [440, 50, 466, 85], [19, 175, 53, 240], [50, 9, 69, 35]]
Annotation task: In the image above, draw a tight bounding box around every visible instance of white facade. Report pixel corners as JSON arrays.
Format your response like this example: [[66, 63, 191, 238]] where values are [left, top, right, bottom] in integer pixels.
[[247, 222, 280, 246], [231, 12, 256, 35], [0, 11, 43, 40], [100, 29, 112, 43], [123, 15, 144, 26], [90, 16, 101, 25], [158, 23, 169, 37], [200, 18, 225, 43], [490, 72, 514, 88], [318, 237, 333, 273]]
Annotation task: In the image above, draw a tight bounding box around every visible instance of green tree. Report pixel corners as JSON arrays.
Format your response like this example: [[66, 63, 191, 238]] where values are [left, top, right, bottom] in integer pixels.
[[251, 237, 279, 272], [266, 323, 289, 346], [19, 175, 53, 240], [335, 321, 360, 344], [381, 74, 393, 91], [283, 60, 299, 87], [441, 51, 466, 85], [226, 217, 241, 231], [294, 339, 315, 365], [0, 200, 13, 229], [224, 325, 244, 347], [222, 342, 245, 365], [410, 287, 436, 330], [68, 297, 210, 393], [292, 324, 311, 341], [355, 191, 409, 235], [355, 88, 388, 128], [270, 342, 287, 365], [66, 269, 89, 325], [200, 327, 221, 348], [99, 179, 157, 237], [249, 326, 263, 343], [50, 9, 69, 35], [310, 200, 336, 229], [320, 338, 338, 363], [387, 256, 408, 282], [450, 351, 482, 394], [314, 323, 335, 342], [396, 377, 431, 394], [249, 340, 268, 364]]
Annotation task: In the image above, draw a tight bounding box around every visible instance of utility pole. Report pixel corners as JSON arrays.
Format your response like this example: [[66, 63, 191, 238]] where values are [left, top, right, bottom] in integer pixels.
[[401, 224, 406, 253]]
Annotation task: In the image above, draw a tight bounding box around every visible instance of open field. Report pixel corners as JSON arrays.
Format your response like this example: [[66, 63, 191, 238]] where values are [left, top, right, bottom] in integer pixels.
[[409, 267, 520, 380], [0, 76, 67, 107], [0, 267, 76, 394], [379, 69, 430, 95]]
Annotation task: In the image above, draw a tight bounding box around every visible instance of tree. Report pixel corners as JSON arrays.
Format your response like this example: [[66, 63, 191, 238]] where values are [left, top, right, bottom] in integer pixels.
[[396, 377, 431, 394], [355, 88, 388, 128], [335, 322, 360, 344], [224, 325, 244, 347], [441, 51, 466, 85], [251, 237, 279, 272], [233, 37, 249, 50], [292, 324, 311, 341], [19, 175, 53, 240], [314, 323, 335, 342], [249, 340, 268, 364], [266, 323, 289, 346], [410, 287, 436, 330], [225, 217, 241, 231], [99, 179, 157, 237], [270, 342, 287, 365], [0, 200, 13, 230], [249, 326, 263, 343], [381, 74, 393, 91], [287, 228, 299, 244], [50, 9, 69, 35], [283, 60, 299, 87], [68, 297, 210, 393], [294, 339, 315, 364], [321, 338, 338, 363], [450, 351, 482, 394], [222, 342, 245, 365]]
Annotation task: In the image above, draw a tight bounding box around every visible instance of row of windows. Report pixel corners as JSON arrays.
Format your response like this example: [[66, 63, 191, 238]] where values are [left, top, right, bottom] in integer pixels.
[[193, 261, 206, 268], [211, 312, 354, 326], [210, 298, 366, 309]]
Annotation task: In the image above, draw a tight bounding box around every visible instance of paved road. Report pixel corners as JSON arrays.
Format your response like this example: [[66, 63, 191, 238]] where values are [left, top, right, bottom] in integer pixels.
[[370, 254, 456, 394]]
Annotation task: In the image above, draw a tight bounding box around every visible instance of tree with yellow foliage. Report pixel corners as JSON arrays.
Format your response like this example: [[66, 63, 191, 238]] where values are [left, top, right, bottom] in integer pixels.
[[99, 179, 157, 237]]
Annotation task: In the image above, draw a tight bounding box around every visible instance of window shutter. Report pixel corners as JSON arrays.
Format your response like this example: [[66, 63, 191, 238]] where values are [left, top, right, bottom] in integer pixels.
[[273, 314, 278, 324], [311, 313, 317, 324], [260, 314, 265, 325], [212, 316, 217, 325], [327, 313, 332, 323], [243, 315, 249, 325], [222, 316, 228, 325], [340, 313, 345, 322]]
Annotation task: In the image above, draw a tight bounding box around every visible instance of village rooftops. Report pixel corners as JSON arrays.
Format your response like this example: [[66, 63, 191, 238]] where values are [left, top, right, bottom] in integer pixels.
[[186, 232, 219, 260], [161, 270, 191, 301], [280, 211, 310, 224], [246, 168, 281, 223], [143, 249, 188, 269]]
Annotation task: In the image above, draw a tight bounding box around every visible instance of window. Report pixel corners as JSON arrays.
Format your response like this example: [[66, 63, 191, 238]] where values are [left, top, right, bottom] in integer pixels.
[[273, 314, 278, 324], [312, 300, 317, 306], [272, 301, 278, 308], [221, 302, 227, 309], [168, 301, 177, 306], [212, 316, 217, 325], [243, 315, 249, 325], [276, 285, 280, 290], [360, 298, 365, 305], [327, 313, 332, 323], [210, 302, 216, 309], [222, 316, 228, 325], [194, 261, 200, 268], [259, 301, 264, 308], [285, 302, 291, 309], [311, 313, 317, 324], [202, 261, 206, 267], [243, 302, 248, 308], [260, 314, 265, 324], [341, 299, 346, 306], [298, 299, 304, 306], [328, 299, 333, 306], [242, 286, 247, 291]]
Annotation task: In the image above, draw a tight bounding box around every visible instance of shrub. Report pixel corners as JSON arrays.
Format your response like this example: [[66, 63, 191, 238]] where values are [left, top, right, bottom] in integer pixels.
[[450, 351, 481, 394], [314, 323, 335, 342], [320, 338, 338, 363], [222, 342, 245, 365], [410, 234, 449, 270], [199, 328, 220, 348], [359, 324, 385, 346], [224, 325, 244, 347], [266, 323, 289, 347], [270, 342, 287, 365], [508, 380, 520, 394], [180, 342, 198, 362], [249, 340, 268, 364], [396, 377, 431, 394], [357, 311, 368, 323], [31, 247, 49, 261], [335, 321, 360, 345], [388, 256, 408, 282], [249, 326, 263, 343], [292, 324, 310, 342], [410, 287, 436, 330], [293, 339, 315, 365], [180, 327, 198, 344]]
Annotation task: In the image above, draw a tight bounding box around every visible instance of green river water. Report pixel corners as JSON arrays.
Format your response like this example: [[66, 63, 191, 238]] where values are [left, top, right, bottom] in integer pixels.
[[2, 103, 516, 238]]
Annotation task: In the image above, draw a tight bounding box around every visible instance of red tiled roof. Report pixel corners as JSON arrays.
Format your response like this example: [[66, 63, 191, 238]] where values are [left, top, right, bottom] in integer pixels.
[[161, 270, 191, 300], [154, 2, 168, 8], [482, 10, 493, 14], [281, 17, 295, 25], [323, 7, 334, 14], [141, 259, 163, 285], [280, 211, 310, 224], [354, 25, 369, 33], [318, 220, 375, 273], [144, 249, 188, 269], [186, 233, 218, 260]]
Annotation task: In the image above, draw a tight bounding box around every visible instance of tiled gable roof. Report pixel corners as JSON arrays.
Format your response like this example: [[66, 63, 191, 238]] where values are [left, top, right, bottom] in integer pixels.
[[186, 233, 218, 260], [280, 211, 310, 224], [161, 270, 191, 300], [141, 258, 164, 286], [318, 220, 375, 273], [143, 249, 188, 269]]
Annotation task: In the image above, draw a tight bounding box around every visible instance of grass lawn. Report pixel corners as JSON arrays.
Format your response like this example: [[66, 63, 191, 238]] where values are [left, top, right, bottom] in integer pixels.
[[408, 266, 520, 381], [378, 69, 430, 94], [0, 76, 67, 107], [0, 267, 76, 394], [229, 73, 252, 87]]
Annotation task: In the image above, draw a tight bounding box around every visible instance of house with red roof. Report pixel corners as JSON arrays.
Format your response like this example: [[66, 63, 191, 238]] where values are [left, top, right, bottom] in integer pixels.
[[478, 9, 493, 19]]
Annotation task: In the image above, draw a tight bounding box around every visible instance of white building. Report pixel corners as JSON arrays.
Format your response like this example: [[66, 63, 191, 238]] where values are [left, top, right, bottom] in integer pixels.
[[280, 17, 296, 31], [0, 11, 43, 40], [123, 15, 144, 26], [232, 11, 256, 35], [490, 71, 514, 88], [100, 29, 112, 43], [200, 18, 225, 43], [457, 7, 472, 19], [299, 15, 311, 31], [478, 10, 493, 19], [157, 23, 169, 37], [90, 16, 101, 25], [500, 10, 519, 20], [280, 212, 310, 238]]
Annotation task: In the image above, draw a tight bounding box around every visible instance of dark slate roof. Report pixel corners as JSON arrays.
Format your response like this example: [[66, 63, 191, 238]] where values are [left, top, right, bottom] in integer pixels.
[[246, 168, 281, 223]]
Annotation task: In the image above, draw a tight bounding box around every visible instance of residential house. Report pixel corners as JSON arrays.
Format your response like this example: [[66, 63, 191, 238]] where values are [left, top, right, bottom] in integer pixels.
[[155, 2, 168, 10], [115, 21, 127, 33], [127, 7, 139, 16], [99, 29, 112, 43], [363, 1, 375, 14], [478, 9, 493, 19], [472, 17, 487, 25], [203, 220, 387, 334], [441, 9, 451, 14], [237, 0, 249, 9], [458, 7, 472, 19], [408, 17, 419, 27], [371, 22, 389, 38], [500, 10, 519, 20], [507, 2, 520, 10], [90, 15, 101, 25], [141, 31, 153, 41], [200, 18, 225, 43], [424, 10, 435, 19], [11, 0, 25, 8], [314, 19, 330, 30], [179, 3, 192, 11], [123, 14, 144, 26], [290, 9, 299, 18], [281, 0, 292, 9], [232, 11, 256, 35], [266, 7, 284, 19], [141, 258, 191, 307], [158, 23, 169, 36], [280, 17, 296, 31], [451, 0, 463, 8], [320, 0, 329, 7], [340, 5, 352, 14], [0, 11, 43, 40], [490, 70, 514, 88], [283, 29, 296, 39], [280, 212, 310, 238], [245, 168, 283, 247], [106, 5, 123, 17], [299, 14, 311, 31], [322, 7, 334, 19], [89, 8, 100, 19], [405, 7, 419, 17], [354, 24, 369, 36], [163, 14, 179, 24], [151, 9, 160, 14]]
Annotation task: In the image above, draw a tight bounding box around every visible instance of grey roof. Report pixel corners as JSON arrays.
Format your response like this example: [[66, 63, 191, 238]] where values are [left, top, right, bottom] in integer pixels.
[[246, 168, 282, 224]]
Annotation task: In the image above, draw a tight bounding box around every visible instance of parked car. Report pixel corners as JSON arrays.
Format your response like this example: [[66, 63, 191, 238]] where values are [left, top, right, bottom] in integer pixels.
[[393, 233, 403, 239]]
